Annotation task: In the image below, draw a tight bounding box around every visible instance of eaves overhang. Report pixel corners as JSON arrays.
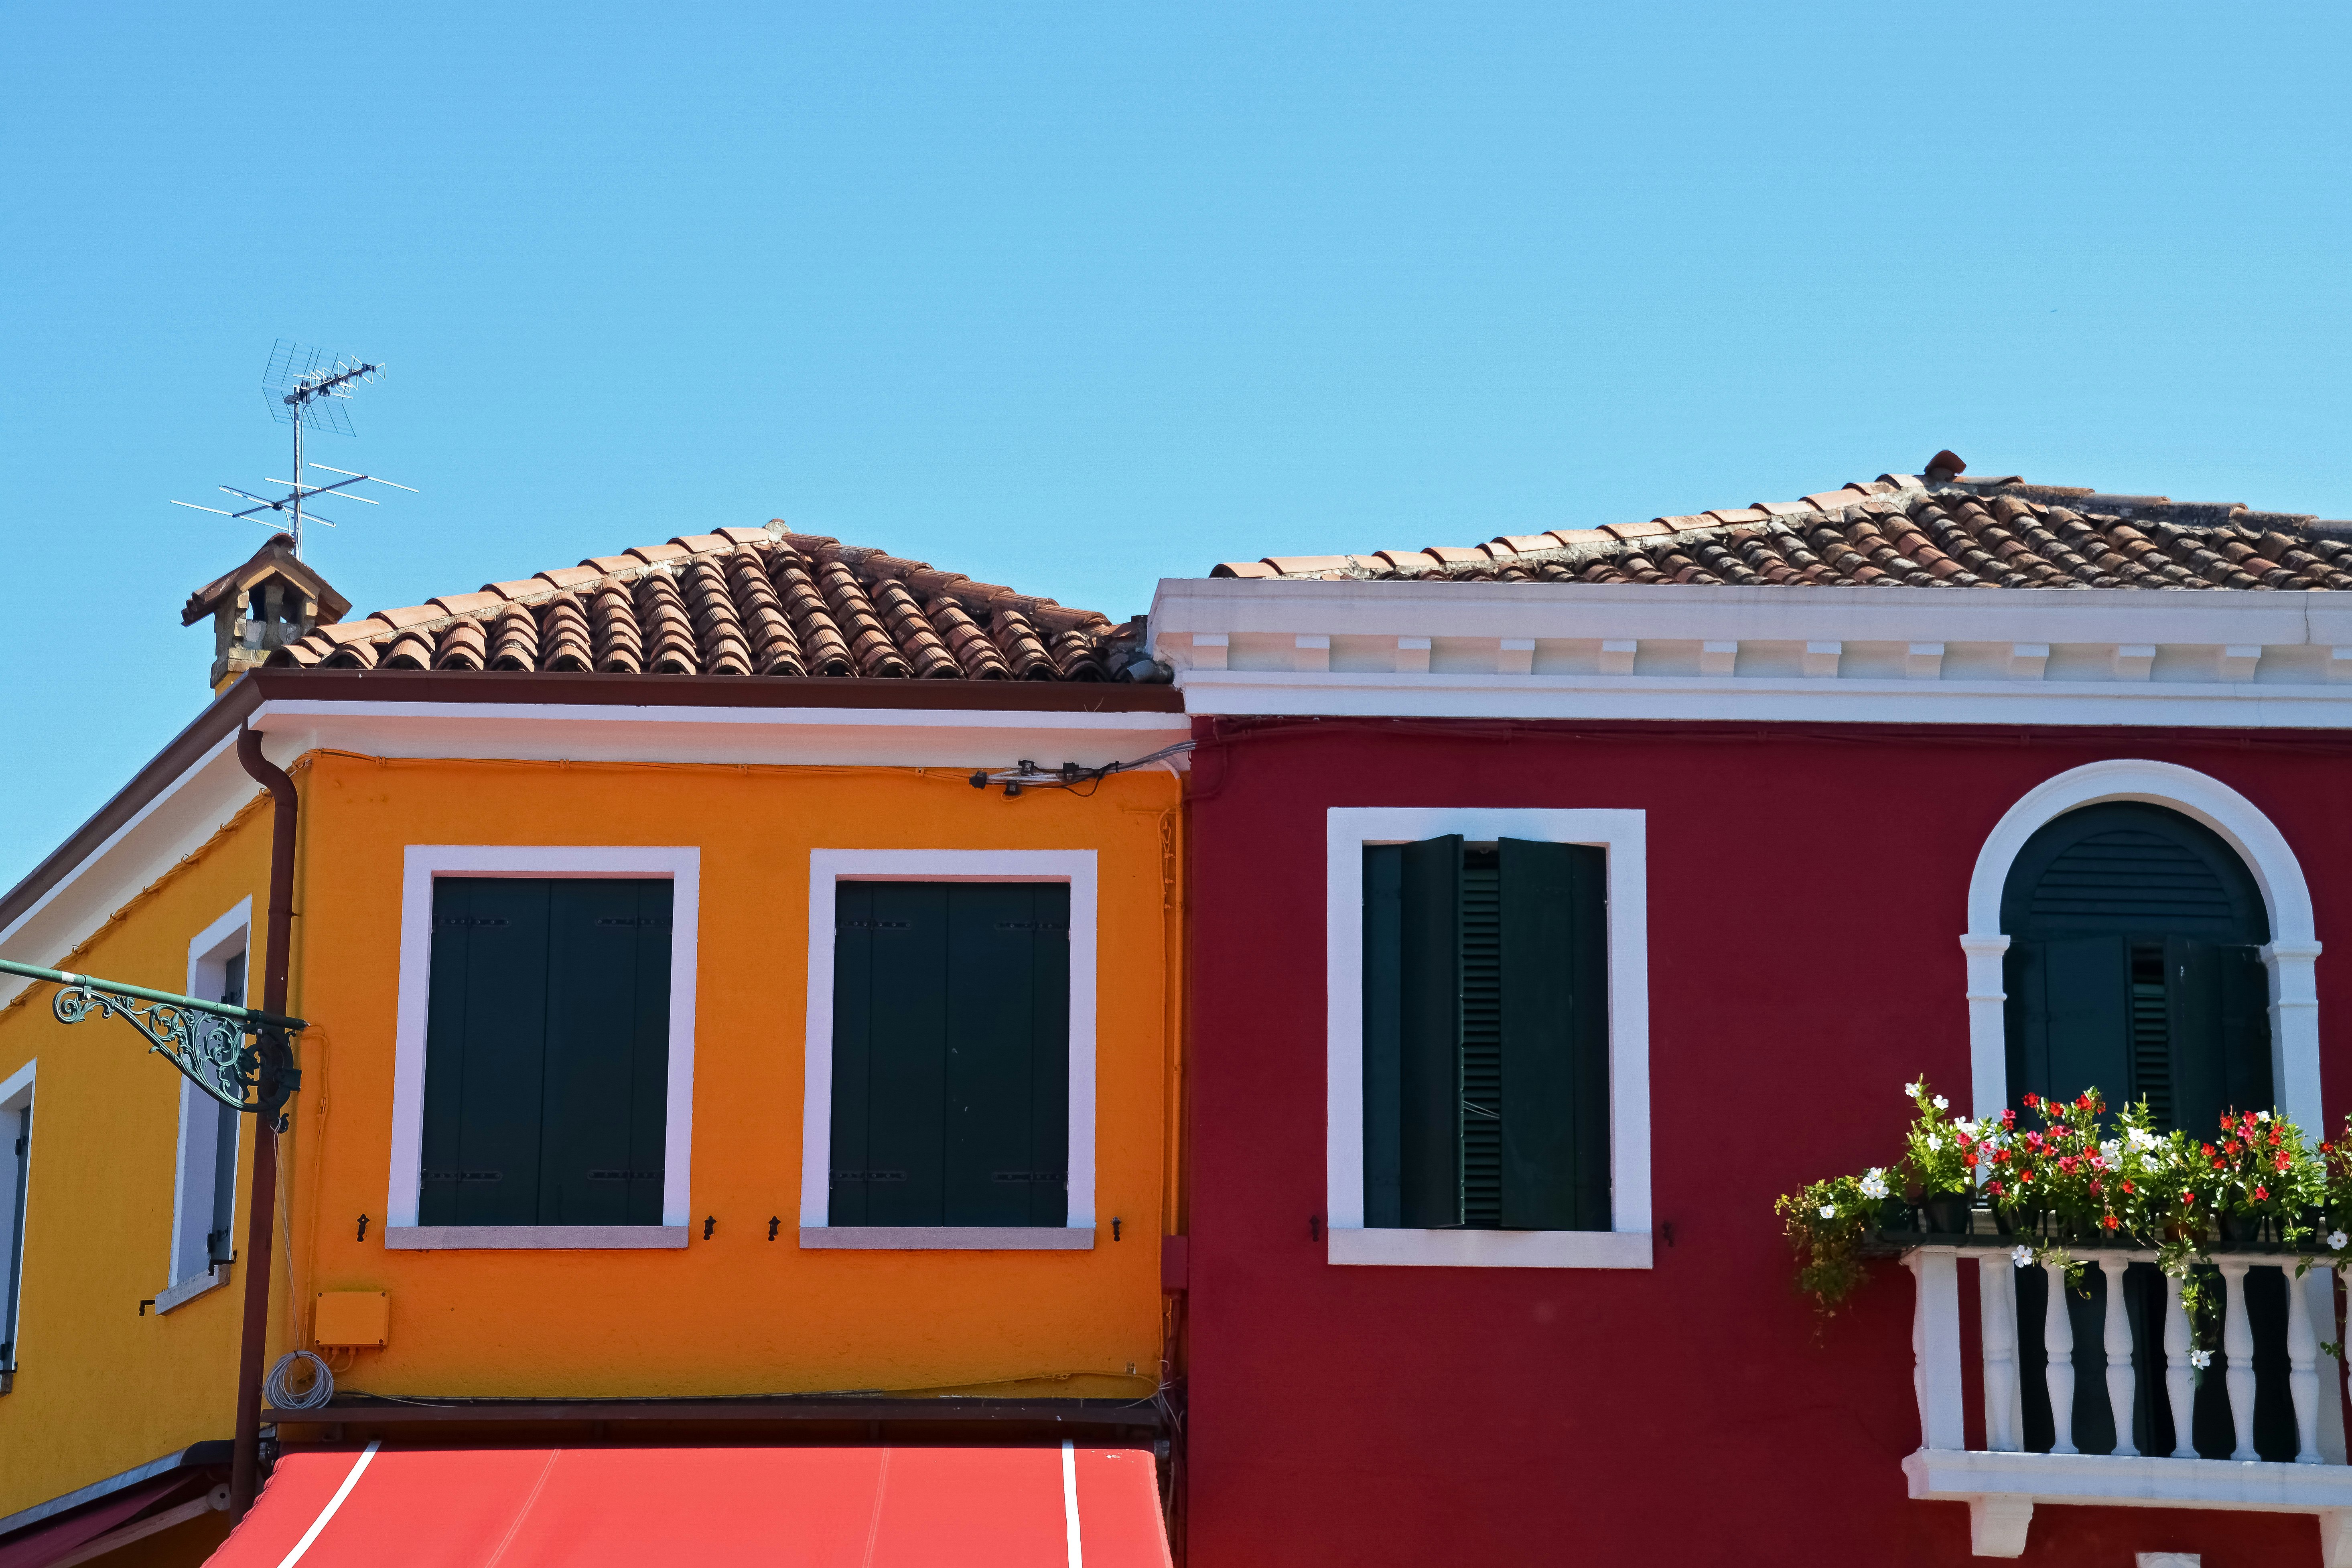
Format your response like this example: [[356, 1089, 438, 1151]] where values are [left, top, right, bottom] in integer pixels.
[[1146, 576, 2352, 724], [0, 668, 1187, 1000]]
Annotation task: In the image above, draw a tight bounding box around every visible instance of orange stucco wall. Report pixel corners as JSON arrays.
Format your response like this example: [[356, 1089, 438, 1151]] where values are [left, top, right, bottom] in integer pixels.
[[286, 753, 1178, 1401], [0, 749, 1181, 1519]]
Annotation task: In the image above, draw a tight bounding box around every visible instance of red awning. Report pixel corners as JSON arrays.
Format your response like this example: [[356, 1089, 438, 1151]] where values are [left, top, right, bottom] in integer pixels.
[[207, 1444, 1171, 1566], [0, 1474, 206, 1568]]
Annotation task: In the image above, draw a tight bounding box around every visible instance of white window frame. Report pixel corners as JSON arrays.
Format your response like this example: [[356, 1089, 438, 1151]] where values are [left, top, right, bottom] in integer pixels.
[[1326, 807, 1652, 1268], [386, 846, 701, 1250], [160, 897, 250, 1311], [798, 849, 1098, 1251], [0, 1059, 32, 1384]]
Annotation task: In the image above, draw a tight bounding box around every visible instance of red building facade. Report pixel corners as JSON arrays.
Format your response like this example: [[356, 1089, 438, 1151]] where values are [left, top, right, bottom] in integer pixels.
[[1152, 467, 2352, 1564]]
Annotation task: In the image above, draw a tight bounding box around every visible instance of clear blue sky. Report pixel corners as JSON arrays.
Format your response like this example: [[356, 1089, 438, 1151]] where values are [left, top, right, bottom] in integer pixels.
[[3, 4, 2346, 893]]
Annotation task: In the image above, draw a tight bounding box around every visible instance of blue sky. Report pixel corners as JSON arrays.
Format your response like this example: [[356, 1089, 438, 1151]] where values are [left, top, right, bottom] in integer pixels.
[[2, 3, 2347, 891]]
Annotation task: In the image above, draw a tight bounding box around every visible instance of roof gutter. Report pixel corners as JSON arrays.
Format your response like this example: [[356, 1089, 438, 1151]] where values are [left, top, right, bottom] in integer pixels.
[[0, 668, 1186, 942]]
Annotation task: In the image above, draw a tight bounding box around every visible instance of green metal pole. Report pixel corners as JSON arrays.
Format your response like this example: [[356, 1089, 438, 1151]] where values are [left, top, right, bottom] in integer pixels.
[[0, 958, 305, 1032]]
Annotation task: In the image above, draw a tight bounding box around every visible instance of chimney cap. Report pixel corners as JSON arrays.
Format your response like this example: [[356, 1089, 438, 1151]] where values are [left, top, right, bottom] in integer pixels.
[[1925, 449, 1967, 481], [182, 533, 351, 627]]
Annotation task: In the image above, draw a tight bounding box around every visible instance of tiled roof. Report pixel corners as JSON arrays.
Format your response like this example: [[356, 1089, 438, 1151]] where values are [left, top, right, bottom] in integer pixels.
[[271, 525, 1152, 682], [1211, 456, 2352, 592]]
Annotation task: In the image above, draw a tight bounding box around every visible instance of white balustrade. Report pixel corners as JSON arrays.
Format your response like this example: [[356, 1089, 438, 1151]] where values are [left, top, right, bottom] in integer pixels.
[[1900, 1244, 2352, 1562], [2097, 1253, 2137, 1456], [2221, 1259, 2259, 1461], [2163, 1269, 2196, 1459], [2044, 1261, 2078, 1454]]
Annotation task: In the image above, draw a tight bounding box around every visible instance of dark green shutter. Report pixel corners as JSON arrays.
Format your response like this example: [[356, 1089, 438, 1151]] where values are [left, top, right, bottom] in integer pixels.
[[421, 879, 552, 1226], [2038, 935, 2133, 1112], [422, 878, 671, 1227], [209, 956, 244, 1260], [2, 1106, 27, 1369], [2170, 939, 2273, 1134], [1498, 839, 1609, 1231], [944, 884, 1069, 1226], [830, 882, 1068, 1228], [1362, 847, 1404, 1229], [1397, 836, 1463, 1228], [538, 880, 672, 1226]]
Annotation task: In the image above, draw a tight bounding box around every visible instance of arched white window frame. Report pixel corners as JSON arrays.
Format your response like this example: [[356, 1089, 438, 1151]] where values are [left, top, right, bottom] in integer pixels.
[[1960, 758, 2322, 1132]]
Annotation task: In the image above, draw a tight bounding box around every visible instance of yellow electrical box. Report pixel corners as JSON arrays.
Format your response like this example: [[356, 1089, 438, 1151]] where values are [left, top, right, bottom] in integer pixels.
[[314, 1291, 390, 1348]]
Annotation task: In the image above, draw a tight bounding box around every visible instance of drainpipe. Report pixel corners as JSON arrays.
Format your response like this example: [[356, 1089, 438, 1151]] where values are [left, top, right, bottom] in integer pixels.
[[229, 726, 298, 1522]]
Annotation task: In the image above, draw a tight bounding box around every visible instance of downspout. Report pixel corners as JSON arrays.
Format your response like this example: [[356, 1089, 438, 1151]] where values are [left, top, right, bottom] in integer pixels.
[[229, 726, 298, 1522]]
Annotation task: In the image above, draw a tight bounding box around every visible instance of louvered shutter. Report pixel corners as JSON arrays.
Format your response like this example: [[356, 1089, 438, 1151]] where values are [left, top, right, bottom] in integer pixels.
[[1498, 839, 1608, 1231], [943, 883, 1070, 1226], [2038, 935, 2133, 1113], [1361, 846, 1405, 1229], [420, 879, 554, 1226], [2, 1106, 27, 1368], [2169, 938, 2274, 1134], [832, 883, 951, 1225], [538, 880, 672, 1226], [1397, 836, 1464, 1228]]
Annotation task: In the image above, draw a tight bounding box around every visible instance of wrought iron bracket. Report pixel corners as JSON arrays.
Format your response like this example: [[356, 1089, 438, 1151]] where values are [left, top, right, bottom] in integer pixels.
[[0, 958, 307, 1116]]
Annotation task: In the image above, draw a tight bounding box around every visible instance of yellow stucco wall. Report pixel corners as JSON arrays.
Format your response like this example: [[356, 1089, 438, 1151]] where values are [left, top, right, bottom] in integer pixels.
[[0, 801, 273, 1519], [0, 750, 1181, 1519]]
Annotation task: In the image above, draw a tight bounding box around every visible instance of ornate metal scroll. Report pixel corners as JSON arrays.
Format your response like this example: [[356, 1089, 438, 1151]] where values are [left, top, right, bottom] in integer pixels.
[[0, 959, 304, 1117]]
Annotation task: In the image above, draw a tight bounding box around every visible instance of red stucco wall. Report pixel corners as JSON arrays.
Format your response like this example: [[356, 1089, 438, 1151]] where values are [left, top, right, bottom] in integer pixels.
[[1178, 716, 2352, 1566]]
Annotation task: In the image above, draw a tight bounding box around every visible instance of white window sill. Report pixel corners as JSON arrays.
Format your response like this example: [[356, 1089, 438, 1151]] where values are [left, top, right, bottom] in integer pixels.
[[154, 1265, 232, 1314], [800, 1226, 1094, 1251], [385, 1225, 688, 1250], [1326, 1227, 1653, 1269], [1905, 1447, 2352, 1558]]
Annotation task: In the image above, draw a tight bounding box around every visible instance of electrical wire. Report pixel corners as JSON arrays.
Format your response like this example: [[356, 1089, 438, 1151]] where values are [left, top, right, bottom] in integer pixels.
[[968, 742, 1195, 799], [266, 1350, 335, 1411]]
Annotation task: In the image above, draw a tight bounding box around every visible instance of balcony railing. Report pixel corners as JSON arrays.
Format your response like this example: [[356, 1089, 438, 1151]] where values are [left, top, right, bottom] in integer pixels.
[[1901, 1231, 2352, 1562]]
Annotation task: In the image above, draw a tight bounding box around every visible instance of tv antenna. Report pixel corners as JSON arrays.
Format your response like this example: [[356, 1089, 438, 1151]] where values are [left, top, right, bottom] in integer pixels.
[[171, 340, 416, 560]]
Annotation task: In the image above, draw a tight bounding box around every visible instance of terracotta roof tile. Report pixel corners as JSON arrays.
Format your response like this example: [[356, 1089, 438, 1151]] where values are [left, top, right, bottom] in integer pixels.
[[275, 523, 1143, 684], [1204, 456, 2352, 593]]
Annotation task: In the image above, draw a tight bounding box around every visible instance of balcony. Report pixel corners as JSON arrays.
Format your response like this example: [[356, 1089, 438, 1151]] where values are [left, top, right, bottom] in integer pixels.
[[1903, 1237, 2352, 1560]]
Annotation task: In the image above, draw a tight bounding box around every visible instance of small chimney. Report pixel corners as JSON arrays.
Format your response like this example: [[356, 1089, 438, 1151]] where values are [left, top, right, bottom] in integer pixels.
[[1925, 450, 1968, 484], [182, 533, 351, 696]]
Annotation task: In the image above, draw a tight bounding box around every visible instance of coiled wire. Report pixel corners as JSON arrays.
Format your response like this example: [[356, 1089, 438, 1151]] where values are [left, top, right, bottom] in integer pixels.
[[265, 1349, 335, 1412]]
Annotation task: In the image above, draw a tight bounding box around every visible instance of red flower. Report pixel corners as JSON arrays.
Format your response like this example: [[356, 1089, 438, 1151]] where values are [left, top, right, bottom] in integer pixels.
[[2202, 1144, 2216, 1158], [1956, 1132, 1973, 1148], [2090, 1178, 2104, 1194], [1964, 1153, 1980, 1169], [2102, 1214, 2120, 1230], [2224, 1140, 2242, 1158], [1994, 1148, 2011, 1164], [2184, 1191, 2198, 1205], [2023, 1093, 2039, 1109], [2270, 1129, 2283, 1147], [1988, 1179, 2005, 1196], [2277, 1152, 2292, 1172], [2121, 1180, 2135, 1194], [2001, 1109, 2017, 1130], [2325, 1142, 2336, 1154], [2076, 1093, 2093, 1111], [2059, 1155, 2078, 1174], [2256, 1185, 2270, 1201]]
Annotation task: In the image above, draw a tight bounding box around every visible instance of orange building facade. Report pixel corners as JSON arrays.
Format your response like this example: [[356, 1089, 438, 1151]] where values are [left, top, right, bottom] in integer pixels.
[[0, 526, 1188, 1564]]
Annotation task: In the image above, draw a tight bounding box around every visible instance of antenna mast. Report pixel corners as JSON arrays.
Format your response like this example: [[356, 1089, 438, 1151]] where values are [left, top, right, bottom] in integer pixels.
[[172, 341, 415, 560]]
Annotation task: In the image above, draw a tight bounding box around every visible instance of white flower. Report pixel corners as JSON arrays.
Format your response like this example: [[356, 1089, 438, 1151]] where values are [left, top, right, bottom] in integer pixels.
[[1819, 1204, 1837, 1219], [1859, 1170, 1888, 1200], [2011, 1245, 2034, 1269], [2259, 1111, 2272, 1123], [1956, 1119, 1977, 1136], [2129, 1127, 2159, 1151], [1926, 1134, 1943, 1152], [1905, 1080, 1923, 1097], [1933, 1095, 1949, 1111], [2100, 1140, 2122, 1160], [2330, 1231, 2347, 1252], [2190, 1349, 2214, 1369]]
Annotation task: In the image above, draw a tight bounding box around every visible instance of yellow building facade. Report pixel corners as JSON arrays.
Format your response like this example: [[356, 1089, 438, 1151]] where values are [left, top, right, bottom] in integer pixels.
[[0, 525, 1189, 1562]]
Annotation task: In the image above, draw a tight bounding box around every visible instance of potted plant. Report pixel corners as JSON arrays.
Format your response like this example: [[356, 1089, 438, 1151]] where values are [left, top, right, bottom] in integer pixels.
[[1774, 1174, 1879, 1320], [1900, 1077, 1973, 1235]]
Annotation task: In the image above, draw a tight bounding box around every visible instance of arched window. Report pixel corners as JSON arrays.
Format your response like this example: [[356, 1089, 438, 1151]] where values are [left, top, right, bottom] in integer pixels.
[[2002, 802, 2271, 1133]]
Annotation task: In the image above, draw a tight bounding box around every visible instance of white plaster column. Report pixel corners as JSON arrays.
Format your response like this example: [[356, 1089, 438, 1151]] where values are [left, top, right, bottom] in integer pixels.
[[1979, 1258, 2021, 1451], [2289, 1263, 2324, 1463], [2098, 1253, 2137, 1455], [1959, 934, 2011, 1120], [2221, 1259, 2258, 1460], [2045, 1262, 2077, 1455], [2164, 1270, 2196, 1458]]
